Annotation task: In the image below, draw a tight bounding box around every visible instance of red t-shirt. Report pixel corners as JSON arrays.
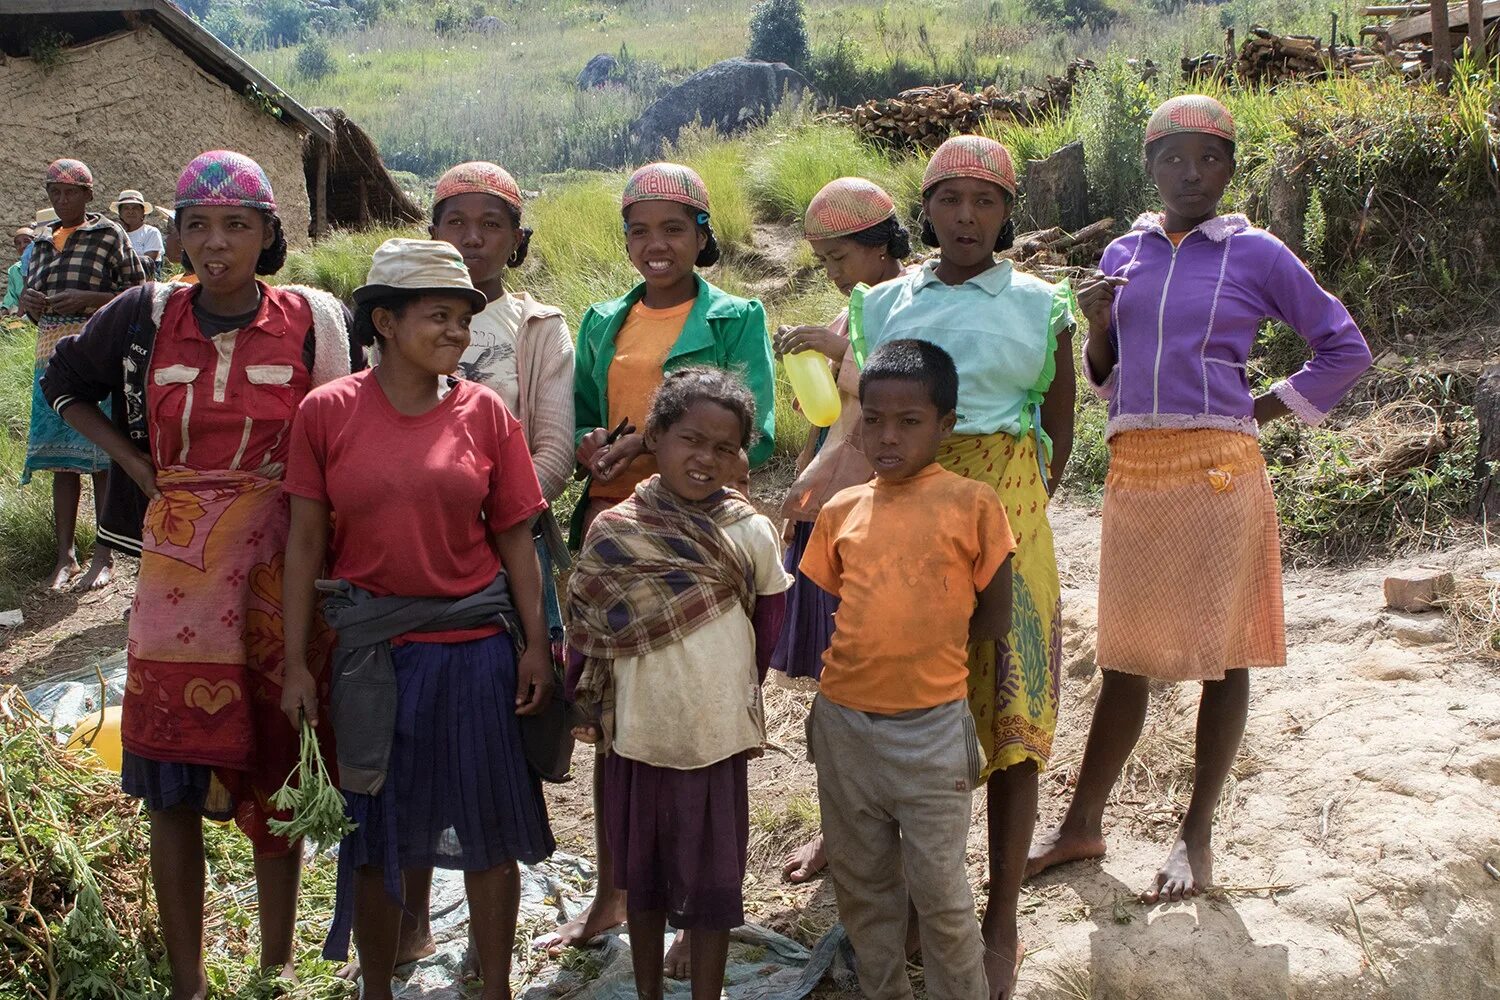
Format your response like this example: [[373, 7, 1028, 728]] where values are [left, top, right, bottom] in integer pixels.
[[284, 371, 546, 611]]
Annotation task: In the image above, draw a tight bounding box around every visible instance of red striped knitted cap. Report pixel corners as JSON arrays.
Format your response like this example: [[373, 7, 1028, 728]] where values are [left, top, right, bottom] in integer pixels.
[[45, 159, 94, 190], [434, 161, 523, 215], [804, 177, 896, 241], [621, 162, 711, 215], [921, 136, 1016, 198], [1145, 95, 1236, 146], [175, 151, 277, 212]]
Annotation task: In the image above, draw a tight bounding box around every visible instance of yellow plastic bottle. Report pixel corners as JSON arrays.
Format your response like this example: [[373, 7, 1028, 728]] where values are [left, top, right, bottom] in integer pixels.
[[784, 350, 841, 428]]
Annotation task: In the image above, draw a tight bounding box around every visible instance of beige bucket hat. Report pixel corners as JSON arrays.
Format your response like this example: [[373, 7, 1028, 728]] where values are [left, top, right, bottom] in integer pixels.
[[34, 208, 57, 225], [352, 238, 488, 314], [110, 189, 155, 214]]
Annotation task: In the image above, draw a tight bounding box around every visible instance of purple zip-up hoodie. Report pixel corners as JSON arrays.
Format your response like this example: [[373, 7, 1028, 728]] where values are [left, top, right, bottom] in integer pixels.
[[1086, 212, 1371, 439]]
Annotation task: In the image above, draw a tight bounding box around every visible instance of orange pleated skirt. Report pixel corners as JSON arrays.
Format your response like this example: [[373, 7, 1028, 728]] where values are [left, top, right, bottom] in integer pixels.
[[1095, 429, 1285, 681]]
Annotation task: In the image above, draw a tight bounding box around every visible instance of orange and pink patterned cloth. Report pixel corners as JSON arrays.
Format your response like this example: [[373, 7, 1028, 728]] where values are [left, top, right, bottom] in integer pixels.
[[803, 177, 896, 241], [622, 161, 711, 214], [1095, 429, 1285, 681], [1145, 94, 1237, 146], [434, 160, 524, 214], [922, 135, 1017, 197]]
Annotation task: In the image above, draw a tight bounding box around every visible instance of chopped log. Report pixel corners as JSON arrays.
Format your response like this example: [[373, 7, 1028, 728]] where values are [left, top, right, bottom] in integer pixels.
[[1472, 364, 1500, 520], [1468, 0, 1488, 58], [1432, 0, 1454, 85]]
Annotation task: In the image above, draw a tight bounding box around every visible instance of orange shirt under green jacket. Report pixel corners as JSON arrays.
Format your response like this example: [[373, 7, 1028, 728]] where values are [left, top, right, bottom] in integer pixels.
[[595, 298, 693, 500], [800, 463, 1016, 714], [573, 274, 777, 479]]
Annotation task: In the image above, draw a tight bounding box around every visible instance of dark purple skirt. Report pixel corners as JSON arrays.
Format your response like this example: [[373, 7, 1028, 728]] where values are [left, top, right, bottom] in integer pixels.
[[770, 519, 839, 681], [323, 633, 555, 960], [122, 751, 234, 821], [602, 751, 749, 931]]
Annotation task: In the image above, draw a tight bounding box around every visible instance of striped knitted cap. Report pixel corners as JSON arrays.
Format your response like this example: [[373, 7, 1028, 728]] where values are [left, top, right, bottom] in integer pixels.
[[804, 177, 896, 241], [921, 135, 1016, 198], [621, 162, 710, 215], [1145, 95, 1236, 146], [175, 150, 277, 212], [434, 161, 523, 215], [45, 159, 94, 189]]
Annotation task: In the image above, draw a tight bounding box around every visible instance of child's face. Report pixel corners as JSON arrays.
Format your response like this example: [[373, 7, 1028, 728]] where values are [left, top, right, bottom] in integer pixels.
[[45, 183, 91, 227], [374, 293, 474, 378], [859, 378, 956, 481], [430, 192, 519, 291], [924, 177, 1009, 270], [1149, 133, 1235, 223], [177, 205, 273, 294], [730, 449, 750, 496], [119, 204, 145, 231], [12, 234, 29, 255], [810, 236, 889, 297], [625, 201, 704, 293], [647, 400, 745, 502]]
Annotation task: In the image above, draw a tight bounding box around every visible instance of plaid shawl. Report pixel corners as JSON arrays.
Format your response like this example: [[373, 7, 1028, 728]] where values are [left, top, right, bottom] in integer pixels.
[[567, 475, 757, 662]]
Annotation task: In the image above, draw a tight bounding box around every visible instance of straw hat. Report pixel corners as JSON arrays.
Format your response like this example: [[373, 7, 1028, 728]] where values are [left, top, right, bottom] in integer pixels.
[[352, 239, 488, 314], [34, 208, 58, 225], [110, 189, 156, 215]]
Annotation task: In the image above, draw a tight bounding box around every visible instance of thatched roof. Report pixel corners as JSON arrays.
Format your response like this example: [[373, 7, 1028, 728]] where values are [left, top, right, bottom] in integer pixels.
[[304, 107, 422, 232]]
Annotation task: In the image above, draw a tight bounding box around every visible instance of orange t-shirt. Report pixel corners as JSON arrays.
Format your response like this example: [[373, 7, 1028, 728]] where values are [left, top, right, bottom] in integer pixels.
[[800, 463, 1016, 714], [594, 298, 692, 500], [51, 225, 79, 251]]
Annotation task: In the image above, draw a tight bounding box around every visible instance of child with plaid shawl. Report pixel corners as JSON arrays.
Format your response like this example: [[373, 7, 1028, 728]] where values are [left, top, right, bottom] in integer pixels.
[[566, 367, 790, 1000]]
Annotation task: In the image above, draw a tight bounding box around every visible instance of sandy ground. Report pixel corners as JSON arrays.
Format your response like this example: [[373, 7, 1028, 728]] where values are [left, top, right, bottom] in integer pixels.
[[5, 498, 1498, 998]]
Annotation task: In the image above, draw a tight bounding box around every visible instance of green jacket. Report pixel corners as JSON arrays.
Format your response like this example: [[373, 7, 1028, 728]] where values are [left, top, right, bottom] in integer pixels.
[[573, 274, 776, 468]]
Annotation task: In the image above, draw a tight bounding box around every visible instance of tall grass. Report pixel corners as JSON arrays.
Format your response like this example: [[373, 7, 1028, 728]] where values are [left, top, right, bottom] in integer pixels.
[[278, 226, 424, 299], [667, 126, 755, 248], [747, 117, 901, 223]]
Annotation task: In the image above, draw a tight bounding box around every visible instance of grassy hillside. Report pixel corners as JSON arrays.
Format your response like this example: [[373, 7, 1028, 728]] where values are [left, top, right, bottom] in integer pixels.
[[245, 0, 1340, 178]]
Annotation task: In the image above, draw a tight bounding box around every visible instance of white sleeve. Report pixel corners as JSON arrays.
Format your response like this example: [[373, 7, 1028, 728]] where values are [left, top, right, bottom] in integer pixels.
[[739, 514, 793, 596]]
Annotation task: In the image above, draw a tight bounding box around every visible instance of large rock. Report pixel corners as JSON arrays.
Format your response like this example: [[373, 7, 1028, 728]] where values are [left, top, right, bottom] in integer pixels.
[[1016, 140, 1090, 232], [631, 57, 812, 155], [577, 52, 617, 90]]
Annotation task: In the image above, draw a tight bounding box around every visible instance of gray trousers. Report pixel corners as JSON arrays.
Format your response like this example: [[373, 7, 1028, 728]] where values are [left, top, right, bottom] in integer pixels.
[[808, 694, 988, 1000]]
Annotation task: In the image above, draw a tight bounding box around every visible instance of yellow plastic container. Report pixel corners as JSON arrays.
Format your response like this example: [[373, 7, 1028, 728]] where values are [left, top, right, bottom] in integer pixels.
[[65, 706, 124, 773], [784, 350, 841, 428]]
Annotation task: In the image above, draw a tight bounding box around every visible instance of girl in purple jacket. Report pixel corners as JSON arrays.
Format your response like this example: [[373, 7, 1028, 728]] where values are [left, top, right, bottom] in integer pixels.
[[1028, 95, 1371, 903]]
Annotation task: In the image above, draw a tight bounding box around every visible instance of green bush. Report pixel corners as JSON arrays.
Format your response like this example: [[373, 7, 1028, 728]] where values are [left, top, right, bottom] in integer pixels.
[[747, 0, 810, 69], [257, 0, 308, 46], [1074, 61, 1157, 223], [294, 35, 335, 81], [1025, 0, 1117, 31]]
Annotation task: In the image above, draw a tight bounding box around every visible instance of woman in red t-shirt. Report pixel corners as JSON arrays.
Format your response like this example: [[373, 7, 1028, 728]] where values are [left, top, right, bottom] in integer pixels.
[[280, 239, 555, 1000]]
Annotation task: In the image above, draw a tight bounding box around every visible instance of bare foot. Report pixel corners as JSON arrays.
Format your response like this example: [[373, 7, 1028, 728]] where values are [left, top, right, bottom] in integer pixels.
[[983, 935, 1025, 1000], [334, 934, 436, 980], [1142, 834, 1212, 903], [535, 893, 629, 955], [74, 552, 112, 591], [1025, 826, 1106, 879], [781, 833, 827, 883], [47, 554, 80, 591], [664, 929, 690, 979]]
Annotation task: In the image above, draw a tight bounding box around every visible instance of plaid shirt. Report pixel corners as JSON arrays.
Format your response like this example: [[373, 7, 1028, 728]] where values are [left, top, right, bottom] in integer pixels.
[[24, 213, 146, 300]]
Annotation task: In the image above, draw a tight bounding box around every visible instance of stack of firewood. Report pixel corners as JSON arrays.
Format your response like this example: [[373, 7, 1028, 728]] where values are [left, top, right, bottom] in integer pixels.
[[1181, 26, 1429, 84], [1003, 218, 1117, 269], [833, 60, 1096, 152]]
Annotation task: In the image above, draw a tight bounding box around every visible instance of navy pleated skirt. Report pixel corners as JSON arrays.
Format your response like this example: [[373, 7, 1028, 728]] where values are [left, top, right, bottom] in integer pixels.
[[770, 520, 839, 682], [323, 632, 555, 959], [122, 752, 233, 821]]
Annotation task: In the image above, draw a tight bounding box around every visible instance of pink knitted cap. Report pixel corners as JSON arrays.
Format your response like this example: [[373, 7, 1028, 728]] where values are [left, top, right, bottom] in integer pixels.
[[921, 136, 1016, 198], [804, 177, 897, 241]]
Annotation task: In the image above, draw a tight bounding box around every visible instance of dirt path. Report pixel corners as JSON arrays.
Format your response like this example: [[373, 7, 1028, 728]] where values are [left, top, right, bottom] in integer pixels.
[[6, 503, 1498, 998]]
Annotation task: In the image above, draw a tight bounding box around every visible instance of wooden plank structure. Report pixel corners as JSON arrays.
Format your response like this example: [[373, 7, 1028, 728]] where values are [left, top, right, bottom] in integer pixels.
[[1361, 0, 1500, 83]]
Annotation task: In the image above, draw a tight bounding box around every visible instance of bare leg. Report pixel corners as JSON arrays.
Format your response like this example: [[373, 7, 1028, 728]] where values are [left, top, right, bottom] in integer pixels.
[[354, 867, 405, 1000], [466, 862, 521, 1000], [74, 471, 113, 590], [982, 762, 1038, 1000], [335, 867, 436, 980], [688, 928, 730, 1000], [781, 833, 828, 884], [1144, 669, 1249, 903], [48, 471, 82, 590], [150, 808, 208, 1000], [626, 909, 667, 1000], [1027, 670, 1150, 878], [539, 758, 628, 953], [254, 847, 303, 976]]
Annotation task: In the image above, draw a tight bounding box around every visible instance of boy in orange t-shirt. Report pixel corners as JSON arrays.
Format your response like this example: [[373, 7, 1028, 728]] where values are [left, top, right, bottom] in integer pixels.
[[800, 339, 1015, 1000]]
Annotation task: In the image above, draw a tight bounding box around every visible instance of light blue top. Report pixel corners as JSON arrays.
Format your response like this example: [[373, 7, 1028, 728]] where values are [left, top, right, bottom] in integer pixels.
[[862, 259, 1073, 438]]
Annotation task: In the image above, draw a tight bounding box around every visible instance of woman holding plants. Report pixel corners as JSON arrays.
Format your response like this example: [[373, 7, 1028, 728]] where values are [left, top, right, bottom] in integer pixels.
[[1026, 95, 1371, 904], [280, 238, 555, 1000], [861, 134, 1077, 1000], [41, 150, 353, 1000]]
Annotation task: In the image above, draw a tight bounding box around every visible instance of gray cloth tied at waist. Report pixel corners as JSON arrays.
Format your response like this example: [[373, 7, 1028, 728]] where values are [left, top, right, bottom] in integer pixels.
[[319, 573, 523, 796]]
